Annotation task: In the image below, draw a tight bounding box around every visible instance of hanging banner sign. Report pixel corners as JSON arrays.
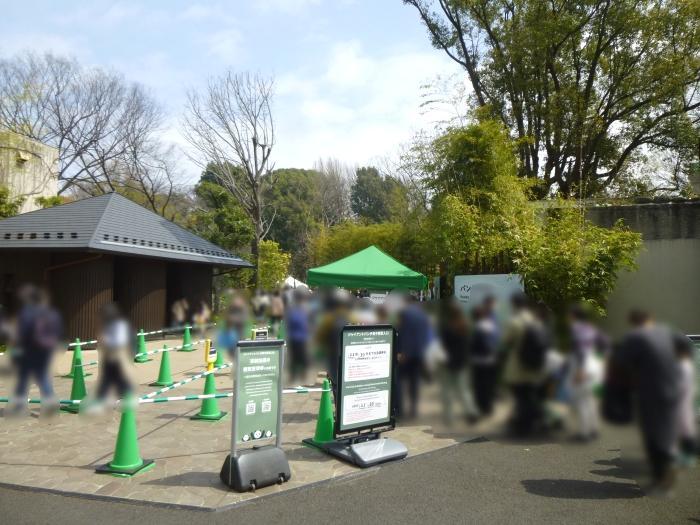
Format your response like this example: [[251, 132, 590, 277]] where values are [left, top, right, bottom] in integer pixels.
[[337, 325, 395, 435], [233, 340, 283, 445]]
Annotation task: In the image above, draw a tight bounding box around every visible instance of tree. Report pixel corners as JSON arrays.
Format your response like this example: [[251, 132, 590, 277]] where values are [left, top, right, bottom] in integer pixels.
[[313, 158, 353, 226], [405, 0, 700, 197], [0, 186, 24, 218], [0, 52, 165, 197], [188, 179, 254, 252], [350, 167, 403, 223], [182, 71, 275, 285], [257, 240, 291, 290], [518, 206, 642, 314], [263, 168, 323, 276], [35, 195, 63, 208]]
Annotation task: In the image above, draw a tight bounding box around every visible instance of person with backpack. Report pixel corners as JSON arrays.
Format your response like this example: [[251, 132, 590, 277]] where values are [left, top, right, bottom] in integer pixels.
[[502, 292, 548, 437], [9, 285, 62, 416]]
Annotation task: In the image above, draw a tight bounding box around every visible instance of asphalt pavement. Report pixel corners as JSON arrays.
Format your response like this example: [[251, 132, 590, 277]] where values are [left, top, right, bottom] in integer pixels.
[[1, 425, 698, 525]]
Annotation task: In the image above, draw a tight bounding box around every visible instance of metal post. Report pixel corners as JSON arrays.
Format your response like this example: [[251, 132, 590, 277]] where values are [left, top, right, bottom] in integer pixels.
[[229, 344, 240, 486], [276, 343, 285, 449]]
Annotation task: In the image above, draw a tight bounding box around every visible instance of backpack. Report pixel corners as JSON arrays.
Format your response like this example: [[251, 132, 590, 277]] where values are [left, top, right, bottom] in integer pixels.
[[518, 323, 547, 370], [30, 309, 61, 352]]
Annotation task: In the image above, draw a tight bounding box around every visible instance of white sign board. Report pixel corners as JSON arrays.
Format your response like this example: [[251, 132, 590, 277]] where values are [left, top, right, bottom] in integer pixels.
[[454, 274, 523, 313]]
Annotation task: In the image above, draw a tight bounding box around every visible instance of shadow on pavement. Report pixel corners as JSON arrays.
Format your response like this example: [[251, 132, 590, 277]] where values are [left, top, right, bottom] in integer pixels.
[[144, 471, 228, 491], [590, 457, 648, 481], [521, 479, 643, 499]]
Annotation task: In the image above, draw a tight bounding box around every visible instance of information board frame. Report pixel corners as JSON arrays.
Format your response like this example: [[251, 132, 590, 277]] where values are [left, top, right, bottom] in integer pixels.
[[335, 324, 397, 439], [230, 339, 285, 459]]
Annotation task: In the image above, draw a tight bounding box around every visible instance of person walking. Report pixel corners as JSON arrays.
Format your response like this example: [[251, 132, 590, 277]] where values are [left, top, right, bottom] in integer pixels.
[[396, 296, 432, 419], [438, 300, 479, 425], [470, 304, 500, 417], [614, 310, 685, 495], [94, 303, 134, 404], [9, 285, 62, 416], [503, 292, 548, 437], [567, 305, 606, 441], [286, 289, 310, 382]]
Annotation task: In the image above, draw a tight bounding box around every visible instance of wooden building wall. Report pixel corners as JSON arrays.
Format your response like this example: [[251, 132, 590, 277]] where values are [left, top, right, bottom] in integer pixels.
[[48, 253, 114, 341], [166, 262, 212, 325], [114, 257, 166, 332]]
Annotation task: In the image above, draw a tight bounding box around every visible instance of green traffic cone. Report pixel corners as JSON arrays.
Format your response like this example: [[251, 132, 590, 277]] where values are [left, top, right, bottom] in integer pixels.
[[278, 319, 286, 341], [190, 372, 226, 421], [134, 330, 151, 363], [149, 346, 173, 386], [63, 338, 91, 378], [303, 378, 335, 447], [60, 357, 88, 414], [244, 319, 253, 340], [214, 347, 225, 368], [96, 396, 154, 477], [180, 325, 194, 352]]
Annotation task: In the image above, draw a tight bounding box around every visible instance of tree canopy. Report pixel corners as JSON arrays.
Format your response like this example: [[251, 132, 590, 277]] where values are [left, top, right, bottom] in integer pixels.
[[405, 0, 700, 197]]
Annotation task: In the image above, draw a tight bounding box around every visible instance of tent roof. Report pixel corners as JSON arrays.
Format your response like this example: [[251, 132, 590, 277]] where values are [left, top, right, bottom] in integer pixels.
[[307, 245, 427, 290], [0, 193, 252, 268]]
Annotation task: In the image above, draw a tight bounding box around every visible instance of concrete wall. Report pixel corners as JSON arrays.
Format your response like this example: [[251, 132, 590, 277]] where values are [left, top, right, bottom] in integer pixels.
[[587, 202, 700, 335], [0, 131, 58, 214]]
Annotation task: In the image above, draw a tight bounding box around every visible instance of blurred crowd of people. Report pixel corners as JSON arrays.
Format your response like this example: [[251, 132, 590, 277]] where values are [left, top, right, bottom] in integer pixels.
[[1, 281, 696, 496]]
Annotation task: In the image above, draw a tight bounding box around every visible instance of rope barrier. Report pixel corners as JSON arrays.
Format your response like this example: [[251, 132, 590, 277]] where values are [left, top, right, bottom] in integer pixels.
[[0, 387, 332, 407], [139, 362, 233, 400], [132, 339, 206, 359], [67, 323, 219, 347]]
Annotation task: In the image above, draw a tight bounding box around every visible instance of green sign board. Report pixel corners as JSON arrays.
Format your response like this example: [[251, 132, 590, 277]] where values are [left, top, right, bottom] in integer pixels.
[[233, 341, 282, 445], [337, 325, 395, 434]]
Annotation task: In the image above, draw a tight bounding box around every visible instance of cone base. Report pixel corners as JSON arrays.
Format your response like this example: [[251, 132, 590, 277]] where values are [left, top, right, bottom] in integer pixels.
[[62, 372, 92, 378], [178, 347, 195, 352], [149, 380, 174, 387], [302, 437, 333, 449], [60, 404, 82, 414], [190, 410, 227, 421], [96, 458, 155, 477], [133, 357, 152, 363]]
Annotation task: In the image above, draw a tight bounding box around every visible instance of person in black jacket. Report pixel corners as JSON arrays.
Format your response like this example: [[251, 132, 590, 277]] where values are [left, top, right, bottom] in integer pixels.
[[614, 309, 686, 495], [438, 300, 479, 425]]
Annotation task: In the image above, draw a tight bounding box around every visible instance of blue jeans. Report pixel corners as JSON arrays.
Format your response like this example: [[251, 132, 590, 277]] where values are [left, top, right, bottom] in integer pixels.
[[15, 354, 54, 399]]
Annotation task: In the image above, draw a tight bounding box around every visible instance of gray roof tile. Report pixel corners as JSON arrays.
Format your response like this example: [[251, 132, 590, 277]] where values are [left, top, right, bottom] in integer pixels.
[[0, 193, 252, 267]]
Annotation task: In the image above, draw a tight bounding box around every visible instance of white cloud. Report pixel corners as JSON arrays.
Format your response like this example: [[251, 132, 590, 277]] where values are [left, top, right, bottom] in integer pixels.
[[205, 29, 243, 63], [0, 33, 83, 59], [272, 41, 463, 169]]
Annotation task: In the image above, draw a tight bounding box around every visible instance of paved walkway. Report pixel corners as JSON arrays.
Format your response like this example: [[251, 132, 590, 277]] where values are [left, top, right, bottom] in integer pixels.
[[0, 338, 476, 509], [0, 425, 698, 525]]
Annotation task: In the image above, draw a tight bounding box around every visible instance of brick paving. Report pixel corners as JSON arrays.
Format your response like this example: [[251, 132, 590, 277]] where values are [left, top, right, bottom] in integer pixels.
[[0, 337, 484, 509]]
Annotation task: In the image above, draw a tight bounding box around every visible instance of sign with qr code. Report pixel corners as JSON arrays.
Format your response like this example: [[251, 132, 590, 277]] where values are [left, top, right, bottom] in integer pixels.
[[337, 325, 395, 434], [234, 341, 282, 445]]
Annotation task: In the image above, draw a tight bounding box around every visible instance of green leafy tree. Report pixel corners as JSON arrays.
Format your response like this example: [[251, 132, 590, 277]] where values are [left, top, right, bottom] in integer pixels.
[[0, 186, 24, 218], [258, 240, 291, 290], [405, 0, 700, 197], [189, 180, 254, 252], [517, 205, 642, 314], [35, 195, 63, 208], [351, 167, 405, 223], [263, 168, 323, 276]]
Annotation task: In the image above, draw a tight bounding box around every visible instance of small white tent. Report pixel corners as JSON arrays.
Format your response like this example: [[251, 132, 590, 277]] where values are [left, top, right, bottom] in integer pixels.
[[283, 275, 307, 289]]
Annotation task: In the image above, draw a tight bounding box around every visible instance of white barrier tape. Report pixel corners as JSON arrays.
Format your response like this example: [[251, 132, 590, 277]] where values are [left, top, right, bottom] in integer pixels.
[[133, 339, 206, 358], [139, 362, 233, 400], [0, 386, 331, 407]]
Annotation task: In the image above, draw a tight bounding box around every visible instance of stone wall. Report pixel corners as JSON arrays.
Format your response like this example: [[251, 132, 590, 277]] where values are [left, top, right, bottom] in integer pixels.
[[587, 202, 700, 335], [0, 131, 58, 214]]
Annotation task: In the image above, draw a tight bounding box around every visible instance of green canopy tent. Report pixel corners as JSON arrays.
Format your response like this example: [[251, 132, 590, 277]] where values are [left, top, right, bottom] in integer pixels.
[[307, 245, 427, 290]]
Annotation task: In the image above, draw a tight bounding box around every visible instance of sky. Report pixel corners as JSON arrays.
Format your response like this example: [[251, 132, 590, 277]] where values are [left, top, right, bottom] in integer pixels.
[[0, 0, 465, 185]]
